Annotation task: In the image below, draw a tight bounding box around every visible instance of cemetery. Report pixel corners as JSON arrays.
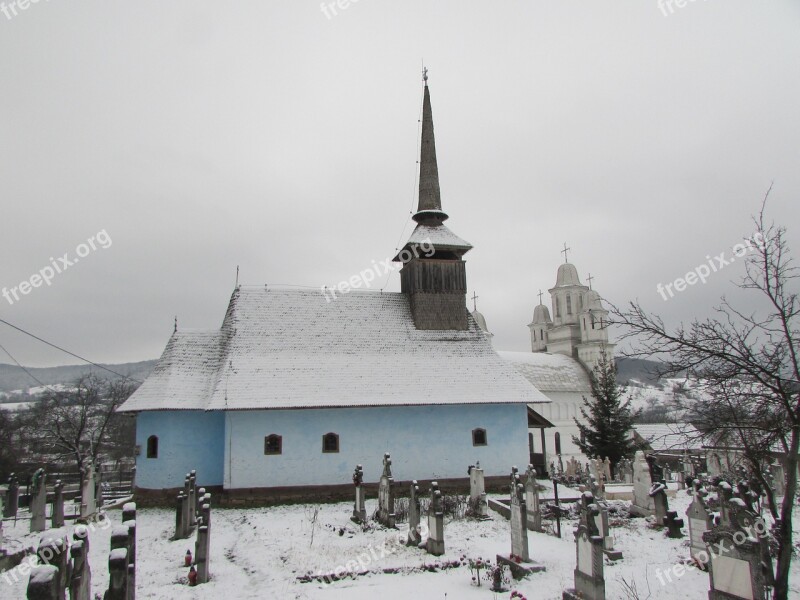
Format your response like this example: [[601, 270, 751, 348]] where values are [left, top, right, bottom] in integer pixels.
[[2, 457, 798, 599]]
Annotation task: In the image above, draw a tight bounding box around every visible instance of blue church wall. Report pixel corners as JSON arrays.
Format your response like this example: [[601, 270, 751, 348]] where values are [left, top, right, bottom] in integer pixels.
[[223, 403, 529, 489], [135, 411, 225, 489]]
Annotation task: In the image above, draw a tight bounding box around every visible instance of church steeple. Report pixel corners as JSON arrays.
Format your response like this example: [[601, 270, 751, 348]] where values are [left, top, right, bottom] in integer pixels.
[[394, 70, 473, 330], [415, 71, 448, 224]]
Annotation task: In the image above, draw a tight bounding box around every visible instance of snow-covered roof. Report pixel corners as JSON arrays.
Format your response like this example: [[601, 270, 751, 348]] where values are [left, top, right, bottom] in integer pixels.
[[403, 223, 472, 251], [498, 351, 592, 394], [120, 288, 549, 412], [633, 423, 705, 452]]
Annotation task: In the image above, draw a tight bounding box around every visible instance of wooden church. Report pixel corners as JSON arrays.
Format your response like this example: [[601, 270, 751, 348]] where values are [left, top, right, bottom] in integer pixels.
[[119, 75, 551, 503]]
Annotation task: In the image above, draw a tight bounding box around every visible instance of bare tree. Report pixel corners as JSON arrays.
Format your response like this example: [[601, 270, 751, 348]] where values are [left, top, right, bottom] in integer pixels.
[[20, 374, 137, 474], [613, 192, 799, 600]]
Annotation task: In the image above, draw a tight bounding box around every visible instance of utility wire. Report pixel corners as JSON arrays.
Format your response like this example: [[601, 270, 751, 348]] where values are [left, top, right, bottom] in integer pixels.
[[0, 318, 142, 383], [0, 340, 51, 390]]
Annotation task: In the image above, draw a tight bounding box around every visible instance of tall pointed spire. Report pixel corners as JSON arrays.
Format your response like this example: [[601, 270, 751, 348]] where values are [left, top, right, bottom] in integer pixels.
[[414, 69, 448, 223]]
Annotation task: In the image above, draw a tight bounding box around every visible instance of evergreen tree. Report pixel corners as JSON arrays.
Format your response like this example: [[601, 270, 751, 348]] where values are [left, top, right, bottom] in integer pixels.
[[572, 352, 640, 476]]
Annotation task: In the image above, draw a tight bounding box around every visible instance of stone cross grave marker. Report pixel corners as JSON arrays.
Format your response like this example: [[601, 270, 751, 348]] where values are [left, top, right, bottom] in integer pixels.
[[593, 501, 622, 560], [630, 451, 656, 517], [51, 480, 65, 529], [703, 492, 771, 600], [407, 480, 422, 546], [496, 468, 546, 578], [469, 462, 489, 518], [425, 482, 445, 556], [524, 464, 542, 532], [602, 457, 612, 483], [686, 481, 713, 565], [563, 492, 606, 600], [376, 453, 396, 528], [649, 480, 670, 524], [351, 465, 367, 524], [30, 469, 47, 533]]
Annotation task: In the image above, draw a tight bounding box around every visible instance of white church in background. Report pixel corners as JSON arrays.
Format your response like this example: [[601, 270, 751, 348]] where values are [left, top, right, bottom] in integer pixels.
[[473, 255, 615, 471]]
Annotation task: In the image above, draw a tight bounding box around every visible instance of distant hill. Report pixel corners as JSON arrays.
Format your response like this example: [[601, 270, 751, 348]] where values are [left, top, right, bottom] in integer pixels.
[[0, 360, 157, 394], [615, 357, 675, 387]]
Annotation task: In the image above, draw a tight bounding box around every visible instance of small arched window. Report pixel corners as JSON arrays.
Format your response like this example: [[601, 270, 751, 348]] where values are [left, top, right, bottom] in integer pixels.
[[146, 435, 159, 459], [555, 432, 562, 455], [566, 295, 573, 315], [264, 434, 282, 455], [555, 298, 561, 318], [472, 428, 488, 446], [322, 432, 340, 453]]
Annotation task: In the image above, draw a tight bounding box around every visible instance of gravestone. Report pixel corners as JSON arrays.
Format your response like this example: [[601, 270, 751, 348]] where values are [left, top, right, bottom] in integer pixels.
[[109, 523, 135, 600], [663, 465, 672, 483], [703, 495, 771, 600], [593, 502, 622, 560], [407, 480, 422, 546], [52, 481, 65, 529], [351, 465, 367, 524], [4, 473, 19, 518], [30, 469, 47, 533], [106, 547, 129, 600], [79, 460, 96, 520], [122, 503, 136, 599], [37, 532, 70, 598], [468, 462, 489, 519], [182, 475, 192, 534], [769, 461, 785, 496], [686, 481, 712, 564], [524, 464, 542, 532], [195, 496, 211, 583], [563, 492, 606, 600], [629, 451, 656, 517], [188, 471, 197, 528], [376, 453, 396, 528], [425, 482, 445, 556], [26, 565, 60, 600], [70, 527, 92, 600], [664, 510, 684, 538], [677, 471, 686, 490], [566, 457, 578, 478], [497, 469, 546, 578], [174, 492, 189, 540], [603, 457, 612, 483], [649, 480, 669, 524], [646, 454, 664, 482]]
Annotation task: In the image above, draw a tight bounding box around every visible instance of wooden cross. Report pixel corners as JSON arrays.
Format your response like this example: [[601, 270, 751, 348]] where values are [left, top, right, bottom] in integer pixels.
[[471, 291, 479, 311], [537, 289, 544, 305], [561, 242, 571, 263], [587, 273, 594, 290]]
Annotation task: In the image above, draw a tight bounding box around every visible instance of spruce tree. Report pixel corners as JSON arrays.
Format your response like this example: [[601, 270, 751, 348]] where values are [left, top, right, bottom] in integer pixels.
[[572, 352, 640, 476]]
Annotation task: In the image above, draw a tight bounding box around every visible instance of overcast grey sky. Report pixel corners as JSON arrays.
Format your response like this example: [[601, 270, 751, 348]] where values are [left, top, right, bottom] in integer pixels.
[[1, 1, 799, 368]]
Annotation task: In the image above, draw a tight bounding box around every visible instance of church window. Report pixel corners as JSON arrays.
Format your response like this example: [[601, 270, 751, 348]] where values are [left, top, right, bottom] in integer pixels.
[[264, 434, 282, 455], [566, 295, 572, 315], [472, 428, 487, 446], [322, 432, 340, 453], [578, 295, 583, 311], [555, 298, 561, 318], [146, 435, 159, 459], [555, 432, 562, 455]]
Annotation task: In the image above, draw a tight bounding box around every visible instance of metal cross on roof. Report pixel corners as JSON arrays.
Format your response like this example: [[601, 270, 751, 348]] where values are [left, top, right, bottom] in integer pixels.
[[587, 273, 594, 290], [537, 289, 544, 305], [561, 242, 571, 263], [471, 291, 479, 312], [422, 66, 428, 83]]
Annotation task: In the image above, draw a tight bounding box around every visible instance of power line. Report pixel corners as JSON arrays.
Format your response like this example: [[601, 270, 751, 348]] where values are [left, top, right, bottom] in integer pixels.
[[0, 318, 142, 383], [0, 341, 51, 390]]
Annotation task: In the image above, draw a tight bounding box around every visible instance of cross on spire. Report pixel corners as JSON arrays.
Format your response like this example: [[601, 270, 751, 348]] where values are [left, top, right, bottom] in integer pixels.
[[587, 273, 594, 290], [422, 66, 428, 85], [537, 289, 544, 305], [471, 291, 479, 312], [561, 242, 571, 263]]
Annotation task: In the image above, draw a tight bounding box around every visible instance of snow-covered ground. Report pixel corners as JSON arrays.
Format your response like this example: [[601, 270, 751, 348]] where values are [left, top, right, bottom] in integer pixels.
[[2, 493, 798, 599]]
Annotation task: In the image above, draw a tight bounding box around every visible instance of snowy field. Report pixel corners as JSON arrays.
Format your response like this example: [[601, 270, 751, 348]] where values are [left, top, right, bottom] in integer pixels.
[[3, 492, 799, 599]]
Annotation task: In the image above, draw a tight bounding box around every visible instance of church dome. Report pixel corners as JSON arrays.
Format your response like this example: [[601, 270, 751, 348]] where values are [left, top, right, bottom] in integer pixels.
[[585, 290, 604, 310], [554, 263, 582, 287], [532, 303, 552, 324], [471, 309, 490, 333]]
